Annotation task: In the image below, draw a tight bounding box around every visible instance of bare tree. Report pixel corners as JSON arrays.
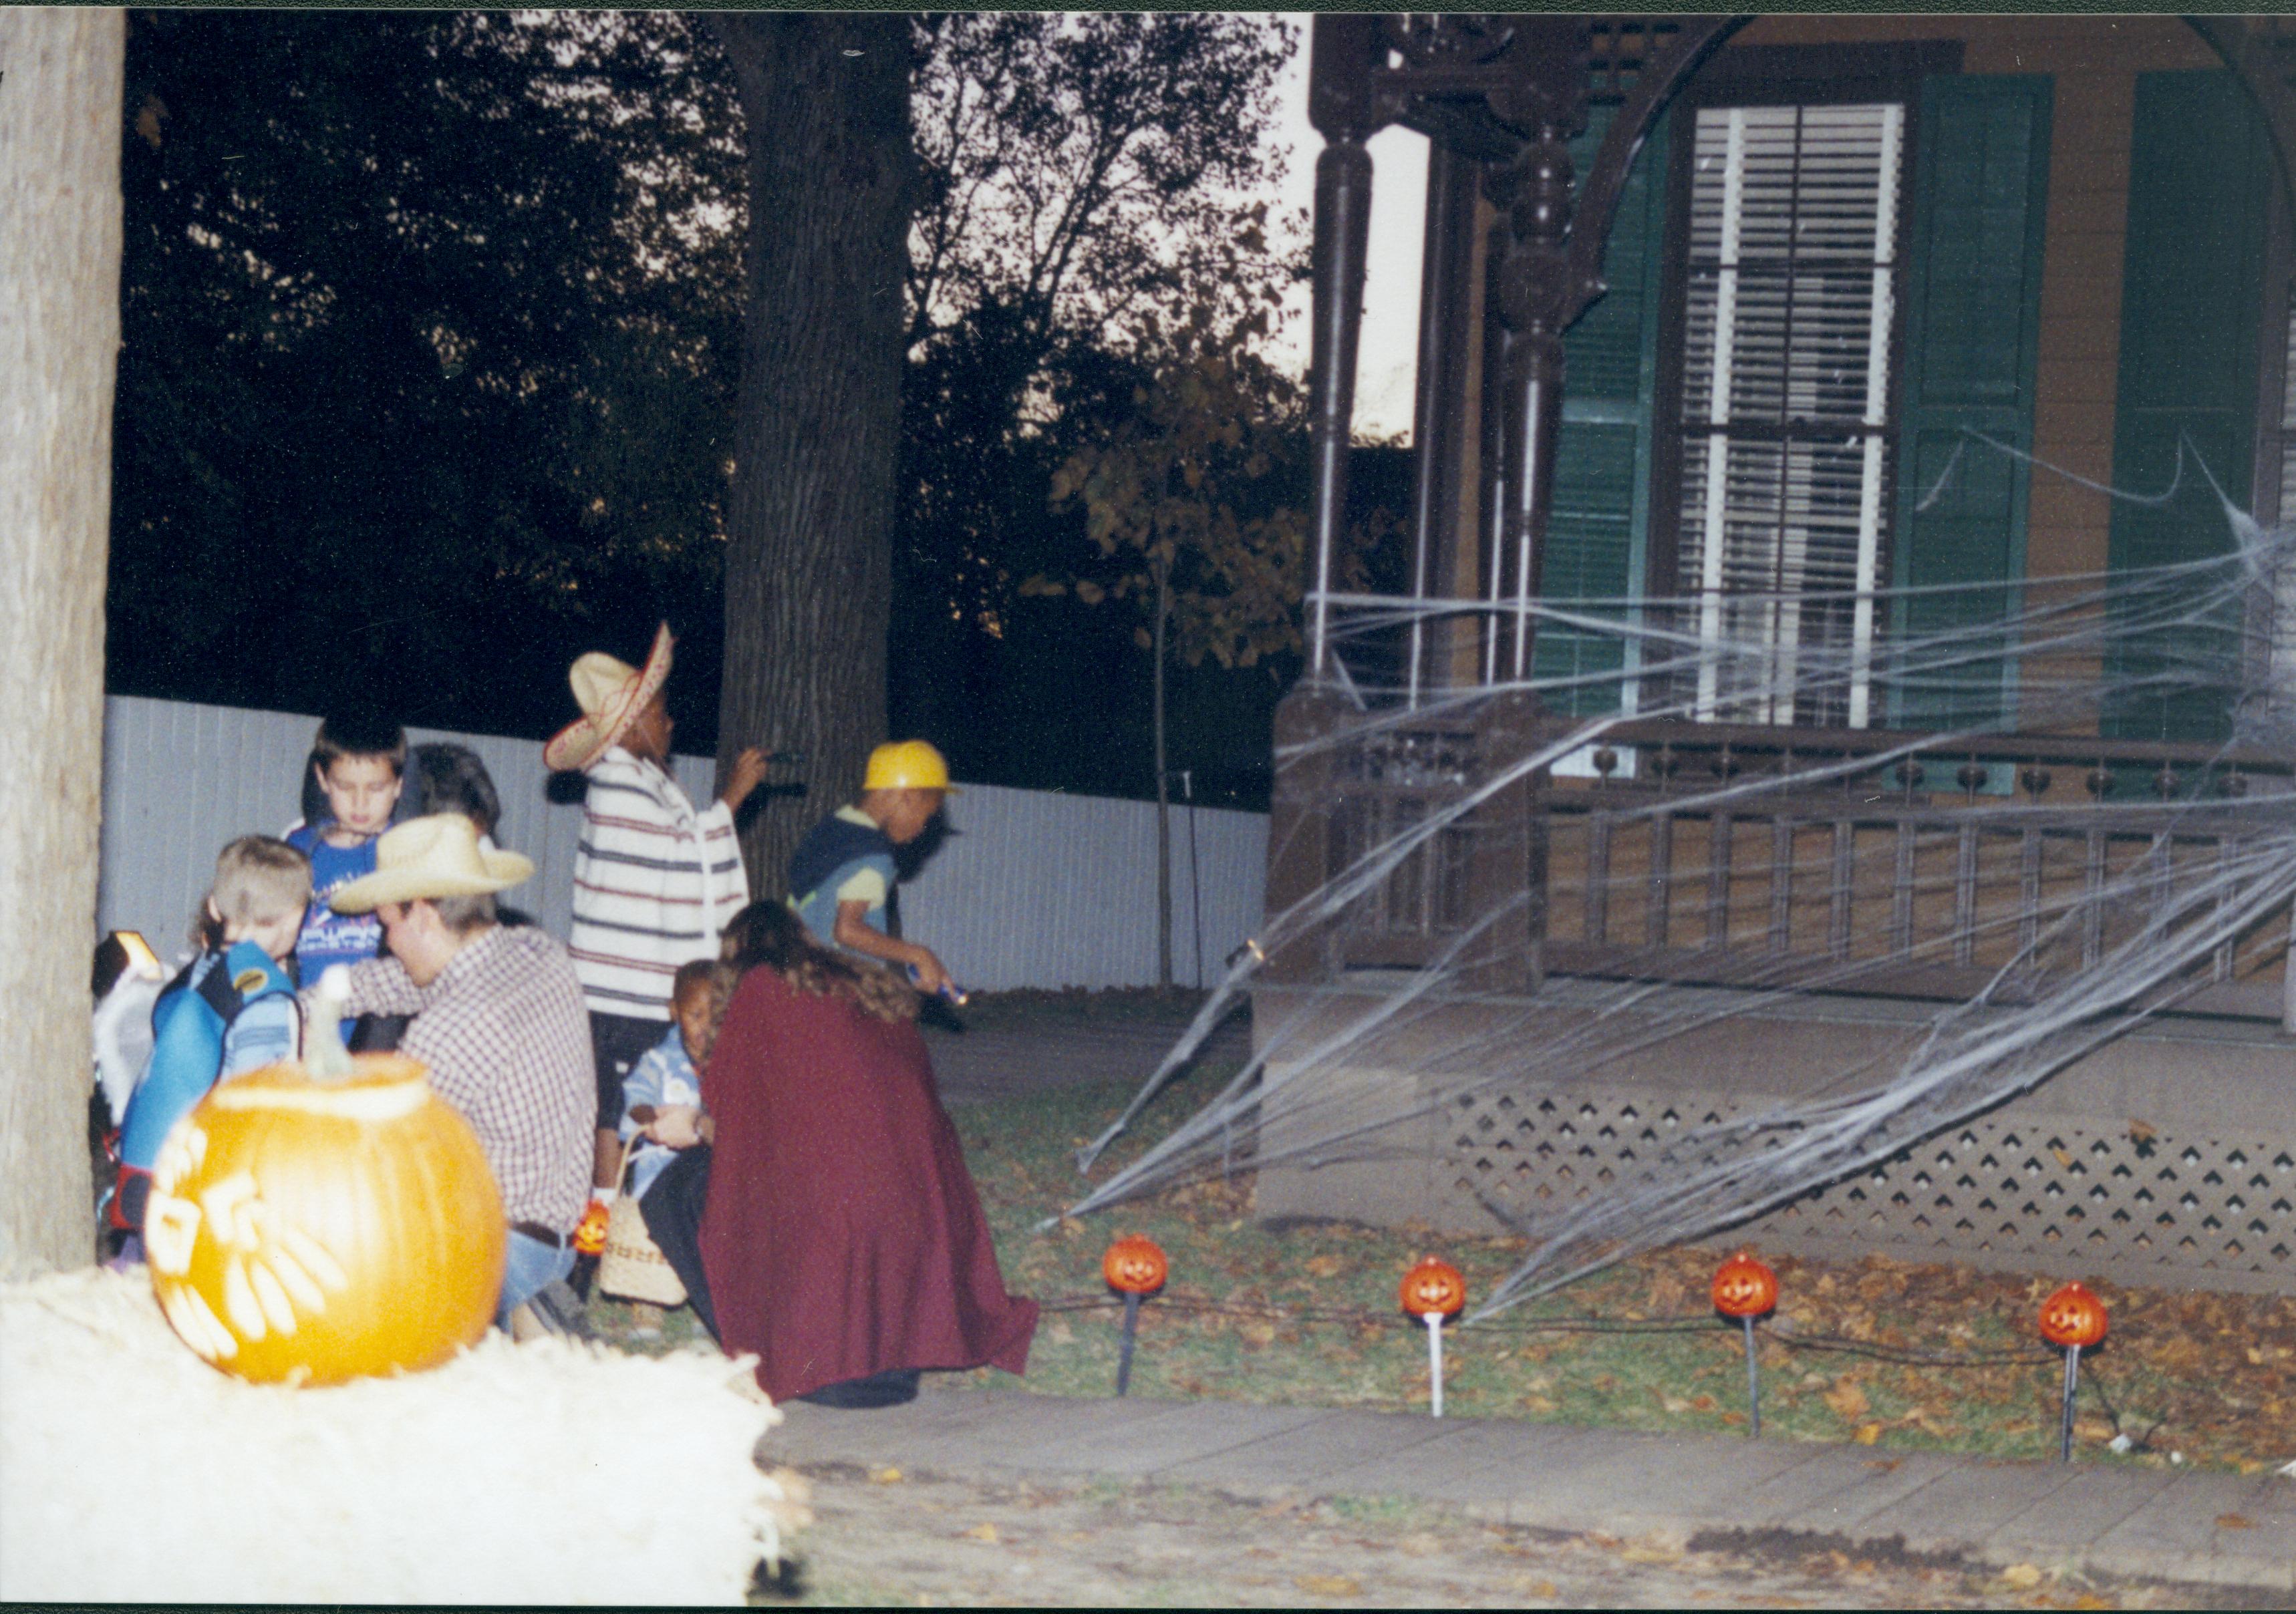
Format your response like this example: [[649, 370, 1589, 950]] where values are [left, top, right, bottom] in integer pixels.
[[0, 7, 125, 1275], [708, 14, 913, 890]]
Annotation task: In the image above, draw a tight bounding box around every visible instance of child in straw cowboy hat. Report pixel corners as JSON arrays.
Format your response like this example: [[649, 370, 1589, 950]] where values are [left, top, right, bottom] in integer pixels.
[[545, 624, 769, 1250]]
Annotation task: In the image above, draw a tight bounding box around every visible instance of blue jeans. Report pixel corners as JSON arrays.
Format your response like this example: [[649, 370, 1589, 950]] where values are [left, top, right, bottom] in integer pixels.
[[497, 1230, 576, 1329]]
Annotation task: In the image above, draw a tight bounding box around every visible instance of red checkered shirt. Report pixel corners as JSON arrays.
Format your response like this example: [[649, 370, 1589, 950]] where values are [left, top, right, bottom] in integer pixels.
[[332, 925, 595, 1234]]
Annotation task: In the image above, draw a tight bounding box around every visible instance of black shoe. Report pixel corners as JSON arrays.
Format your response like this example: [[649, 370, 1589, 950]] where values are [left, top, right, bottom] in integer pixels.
[[795, 1369, 920, 1409], [525, 1278, 598, 1342]]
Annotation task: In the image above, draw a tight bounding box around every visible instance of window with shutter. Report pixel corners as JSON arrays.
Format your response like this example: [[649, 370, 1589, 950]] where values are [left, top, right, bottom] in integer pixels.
[[1672, 100, 1909, 729]]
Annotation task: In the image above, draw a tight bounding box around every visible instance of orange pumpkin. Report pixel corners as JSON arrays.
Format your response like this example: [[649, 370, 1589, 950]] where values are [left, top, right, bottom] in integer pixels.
[[1399, 1256, 1466, 1319], [2039, 1281, 2108, 1349], [145, 1054, 507, 1386], [1711, 1252, 1778, 1319], [1102, 1234, 1169, 1296]]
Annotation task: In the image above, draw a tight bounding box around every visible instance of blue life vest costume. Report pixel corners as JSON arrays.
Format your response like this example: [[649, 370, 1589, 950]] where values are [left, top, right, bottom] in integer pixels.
[[110, 941, 297, 1233], [787, 811, 899, 950]]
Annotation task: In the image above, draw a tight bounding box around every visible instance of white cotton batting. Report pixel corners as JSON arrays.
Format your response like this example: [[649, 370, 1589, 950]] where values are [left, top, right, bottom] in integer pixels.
[[0, 1266, 803, 1605]]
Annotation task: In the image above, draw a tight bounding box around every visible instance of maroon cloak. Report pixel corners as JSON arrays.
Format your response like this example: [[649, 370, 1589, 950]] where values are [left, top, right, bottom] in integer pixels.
[[697, 969, 1037, 1401]]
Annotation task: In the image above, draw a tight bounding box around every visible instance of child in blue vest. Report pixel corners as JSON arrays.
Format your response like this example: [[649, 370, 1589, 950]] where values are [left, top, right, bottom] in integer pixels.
[[786, 740, 956, 998], [286, 713, 406, 981], [108, 836, 310, 1259]]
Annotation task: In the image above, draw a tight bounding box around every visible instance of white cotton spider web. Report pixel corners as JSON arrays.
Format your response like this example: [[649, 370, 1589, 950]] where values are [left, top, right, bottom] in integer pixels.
[[1055, 435, 2296, 1320]]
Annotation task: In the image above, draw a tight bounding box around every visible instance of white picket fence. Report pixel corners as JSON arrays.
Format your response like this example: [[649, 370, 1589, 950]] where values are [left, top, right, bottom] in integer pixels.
[[95, 695, 1267, 992]]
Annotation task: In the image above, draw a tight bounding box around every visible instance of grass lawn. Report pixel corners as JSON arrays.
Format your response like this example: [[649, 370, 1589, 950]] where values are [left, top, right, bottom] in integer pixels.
[[590, 994, 2295, 1477]]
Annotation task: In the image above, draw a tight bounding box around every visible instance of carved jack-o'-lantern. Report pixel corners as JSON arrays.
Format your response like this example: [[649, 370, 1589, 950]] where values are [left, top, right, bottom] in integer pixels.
[[146, 1054, 507, 1386], [1711, 1253, 1779, 1319], [1399, 1256, 1467, 1319], [1102, 1234, 1169, 1296], [2039, 1281, 2108, 1349]]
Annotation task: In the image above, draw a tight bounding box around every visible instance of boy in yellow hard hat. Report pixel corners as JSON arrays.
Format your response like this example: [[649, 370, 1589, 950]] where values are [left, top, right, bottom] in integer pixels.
[[786, 740, 956, 998]]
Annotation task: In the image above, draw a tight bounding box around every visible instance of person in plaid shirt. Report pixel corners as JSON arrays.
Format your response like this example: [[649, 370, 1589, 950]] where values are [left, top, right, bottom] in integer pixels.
[[322, 814, 595, 1333]]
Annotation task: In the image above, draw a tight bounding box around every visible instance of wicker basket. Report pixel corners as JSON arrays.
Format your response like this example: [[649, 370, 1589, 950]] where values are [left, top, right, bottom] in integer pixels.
[[595, 1144, 688, 1307]]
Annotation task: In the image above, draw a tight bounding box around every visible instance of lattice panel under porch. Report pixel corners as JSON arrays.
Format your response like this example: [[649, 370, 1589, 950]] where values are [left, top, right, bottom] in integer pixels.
[[1439, 1086, 2296, 1295]]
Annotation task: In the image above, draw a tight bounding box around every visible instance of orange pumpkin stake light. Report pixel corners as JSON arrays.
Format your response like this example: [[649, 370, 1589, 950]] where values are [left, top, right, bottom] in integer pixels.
[[144, 1052, 506, 1386], [1399, 1257, 1466, 1418], [2039, 1281, 2108, 1462], [1102, 1235, 1167, 1396], [1711, 1252, 1778, 1438]]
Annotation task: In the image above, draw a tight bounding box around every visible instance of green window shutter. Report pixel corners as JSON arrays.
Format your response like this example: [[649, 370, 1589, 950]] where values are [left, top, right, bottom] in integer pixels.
[[1542, 106, 1669, 715], [2104, 70, 2271, 743], [1891, 73, 2053, 732]]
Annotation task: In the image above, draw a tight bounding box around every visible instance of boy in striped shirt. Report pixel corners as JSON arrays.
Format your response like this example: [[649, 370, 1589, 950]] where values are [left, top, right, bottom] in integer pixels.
[[545, 624, 768, 1239]]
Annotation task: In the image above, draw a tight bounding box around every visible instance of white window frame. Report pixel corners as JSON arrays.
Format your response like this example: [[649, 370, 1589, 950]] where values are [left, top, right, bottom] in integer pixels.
[[1674, 97, 1909, 730]]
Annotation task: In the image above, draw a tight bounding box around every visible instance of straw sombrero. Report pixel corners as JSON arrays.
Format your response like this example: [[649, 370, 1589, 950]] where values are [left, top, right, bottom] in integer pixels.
[[543, 623, 674, 774], [329, 814, 536, 914]]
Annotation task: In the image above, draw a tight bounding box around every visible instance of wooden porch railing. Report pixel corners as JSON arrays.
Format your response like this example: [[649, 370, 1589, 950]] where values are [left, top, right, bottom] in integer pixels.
[[1264, 691, 2296, 1029]]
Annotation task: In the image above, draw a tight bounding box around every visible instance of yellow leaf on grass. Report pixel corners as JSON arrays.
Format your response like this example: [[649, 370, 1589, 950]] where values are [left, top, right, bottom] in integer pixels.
[[869, 1466, 904, 1484], [965, 1522, 1000, 1544], [1822, 1379, 1871, 1421], [1295, 1573, 1363, 1597], [1305, 1254, 1346, 1278], [1854, 1422, 1884, 1446], [1620, 1542, 1683, 1565], [1999, 1563, 2043, 1589]]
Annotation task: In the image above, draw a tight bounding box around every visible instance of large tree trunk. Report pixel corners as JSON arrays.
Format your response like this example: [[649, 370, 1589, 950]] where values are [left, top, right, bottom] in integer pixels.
[[709, 15, 912, 893], [0, 8, 124, 1276]]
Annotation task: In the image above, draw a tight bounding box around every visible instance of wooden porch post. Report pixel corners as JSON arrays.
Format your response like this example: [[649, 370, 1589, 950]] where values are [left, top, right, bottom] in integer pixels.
[[1486, 19, 1592, 687], [1304, 16, 1381, 683], [1407, 143, 1485, 707]]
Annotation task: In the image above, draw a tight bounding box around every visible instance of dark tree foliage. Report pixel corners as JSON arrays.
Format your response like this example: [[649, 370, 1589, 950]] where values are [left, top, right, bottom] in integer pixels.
[[108, 10, 1308, 808], [891, 13, 1305, 804], [112, 10, 744, 742]]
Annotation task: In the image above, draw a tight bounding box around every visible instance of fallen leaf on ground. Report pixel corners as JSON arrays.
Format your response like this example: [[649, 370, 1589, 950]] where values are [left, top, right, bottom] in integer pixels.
[[1294, 1573, 1363, 1597], [1853, 1423, 1884, 1446], [1306, 1255, 1345, 1277], [2000, 1563, 2043, 1589], [2215, 1512, 2255, 1529], [965, 1521, 999, 1543], [1823, 1379, 1871, 1421], [870, 1466, 905, 1485], [1618, 1540, 1682, 1565]]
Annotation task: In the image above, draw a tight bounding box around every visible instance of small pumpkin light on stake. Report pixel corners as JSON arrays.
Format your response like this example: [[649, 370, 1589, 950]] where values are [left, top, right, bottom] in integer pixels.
[[1399, 1257, 1466, 1417], [1711, 1252, 1778, 1438], [2039, 1281, 2108, 1463], [1101, 1235, 1167, 1396]]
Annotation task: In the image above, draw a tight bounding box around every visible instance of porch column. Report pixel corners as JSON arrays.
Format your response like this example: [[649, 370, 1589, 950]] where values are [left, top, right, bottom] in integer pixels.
[[1305, 16, 1381, 682], [1407, 142, 1485, 707], [1487, 19, 1592, 686]]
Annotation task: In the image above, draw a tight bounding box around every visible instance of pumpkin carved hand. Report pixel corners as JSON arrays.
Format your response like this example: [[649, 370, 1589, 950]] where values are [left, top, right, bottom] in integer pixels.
[[146, 1053, 505, 1386]]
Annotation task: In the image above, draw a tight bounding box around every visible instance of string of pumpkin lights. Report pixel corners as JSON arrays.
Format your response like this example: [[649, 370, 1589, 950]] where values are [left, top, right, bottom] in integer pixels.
[[1087, 1237, 2125, 1460]]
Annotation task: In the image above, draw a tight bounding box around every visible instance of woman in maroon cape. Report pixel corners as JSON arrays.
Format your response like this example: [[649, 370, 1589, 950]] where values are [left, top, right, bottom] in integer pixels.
[[696, 903, 1036, 1405]]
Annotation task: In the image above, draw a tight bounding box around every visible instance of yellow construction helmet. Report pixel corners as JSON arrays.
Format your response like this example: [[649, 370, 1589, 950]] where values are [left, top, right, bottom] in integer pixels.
[[863, 740, 957, 794]]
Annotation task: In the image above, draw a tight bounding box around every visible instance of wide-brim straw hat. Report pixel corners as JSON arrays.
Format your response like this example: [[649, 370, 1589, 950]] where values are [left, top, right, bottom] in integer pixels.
[[543, 623, 674, 774], [329, 814, 536, 914]]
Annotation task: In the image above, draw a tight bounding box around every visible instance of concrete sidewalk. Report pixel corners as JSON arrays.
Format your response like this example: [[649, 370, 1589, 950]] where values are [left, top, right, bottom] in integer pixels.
[[763, 1383, 2295, 1595]]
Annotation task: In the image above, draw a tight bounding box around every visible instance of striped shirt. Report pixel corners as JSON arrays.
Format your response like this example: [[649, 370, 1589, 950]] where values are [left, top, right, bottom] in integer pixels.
[[329, 925, 595, 1233], [569, 747, 749, 1019]]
